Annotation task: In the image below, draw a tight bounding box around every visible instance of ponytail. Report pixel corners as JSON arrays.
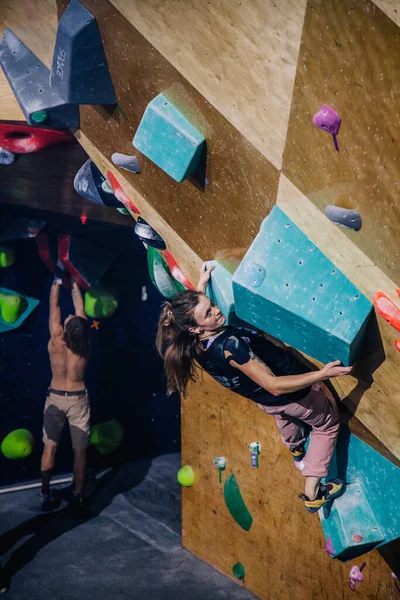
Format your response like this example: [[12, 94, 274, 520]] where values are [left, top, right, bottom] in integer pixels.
[[156, 291, 203, 397]]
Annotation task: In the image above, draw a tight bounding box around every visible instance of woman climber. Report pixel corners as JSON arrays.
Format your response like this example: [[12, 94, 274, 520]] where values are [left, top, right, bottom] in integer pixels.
[[156, 263, 352, 513]]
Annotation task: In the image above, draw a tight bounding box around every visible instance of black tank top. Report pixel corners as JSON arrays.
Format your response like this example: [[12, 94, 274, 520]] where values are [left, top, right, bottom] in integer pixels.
[[196, 326, 311, 406]]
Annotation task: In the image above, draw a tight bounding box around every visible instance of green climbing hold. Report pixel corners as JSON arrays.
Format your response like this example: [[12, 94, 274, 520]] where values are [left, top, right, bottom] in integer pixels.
[[147, 246, 185, 299], [224, 473, 253, 531], [84, 284, 119, 319], [0, 293, 27, 323], [116, 207, 130, 215], [31, 110, 48, 123], [232, 563, 246, 580], [1, 429, 34, 459], [90, 419, 124, 455], [177, 465, 195, 487], [0, 245, 16, 268]]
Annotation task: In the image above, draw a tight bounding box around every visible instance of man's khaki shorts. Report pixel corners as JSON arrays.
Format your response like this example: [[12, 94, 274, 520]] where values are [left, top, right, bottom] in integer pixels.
[[42, 389, 90, 450]]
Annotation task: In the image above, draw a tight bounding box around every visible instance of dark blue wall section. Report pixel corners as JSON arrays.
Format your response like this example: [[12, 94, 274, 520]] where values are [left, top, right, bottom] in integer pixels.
[[0, 206, 180, 486]]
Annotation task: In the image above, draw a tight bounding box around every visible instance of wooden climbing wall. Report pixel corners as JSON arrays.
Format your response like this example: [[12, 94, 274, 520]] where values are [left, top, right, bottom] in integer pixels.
[[1, 0, 399, 598]]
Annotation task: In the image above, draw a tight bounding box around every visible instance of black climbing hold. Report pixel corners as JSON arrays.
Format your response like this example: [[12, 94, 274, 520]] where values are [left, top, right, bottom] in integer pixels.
[[324, 205, 362, 231], [50, 0, 116, 105], [134, 217, 166, 251], [74, 159, 120, 208], [0, 28, 80, 129], [111, 153, 141, 174]]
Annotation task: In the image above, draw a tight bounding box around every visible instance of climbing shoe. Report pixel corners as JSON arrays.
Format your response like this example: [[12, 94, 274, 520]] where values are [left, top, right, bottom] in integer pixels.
[[40, 491, 60, 512], [290, 445, 306, 471], [290, 445, 306, 462], [299, 479, 345, 513]]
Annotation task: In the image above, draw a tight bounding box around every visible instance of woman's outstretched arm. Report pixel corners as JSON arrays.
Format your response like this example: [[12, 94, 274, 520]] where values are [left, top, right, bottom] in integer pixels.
[[226, 350, 352, 396]]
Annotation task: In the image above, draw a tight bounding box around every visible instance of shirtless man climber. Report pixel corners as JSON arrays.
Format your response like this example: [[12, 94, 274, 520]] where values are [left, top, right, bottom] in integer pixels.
[[40, 279, 91, 515]]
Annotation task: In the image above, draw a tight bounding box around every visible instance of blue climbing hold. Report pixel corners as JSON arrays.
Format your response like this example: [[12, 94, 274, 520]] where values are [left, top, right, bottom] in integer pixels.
[[324, 206, 362, 232], [232, 207, 373, 366], [133, 93, 205, 183]]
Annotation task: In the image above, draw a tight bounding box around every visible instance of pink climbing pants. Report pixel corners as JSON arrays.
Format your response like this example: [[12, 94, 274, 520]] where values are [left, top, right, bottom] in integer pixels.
[[258, 383, 340, 478]]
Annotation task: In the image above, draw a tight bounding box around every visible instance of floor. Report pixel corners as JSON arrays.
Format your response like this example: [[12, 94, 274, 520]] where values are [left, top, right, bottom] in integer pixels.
[[0, 453, 259, 599]]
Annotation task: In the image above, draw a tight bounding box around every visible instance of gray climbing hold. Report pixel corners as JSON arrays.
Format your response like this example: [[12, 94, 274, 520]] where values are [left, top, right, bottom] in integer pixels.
[[0, 147, 16, 165], [134, 217, 166, 250], [111, 153, 141, 174], [324, 206, 362, 231], [74, 158, 120, 207]]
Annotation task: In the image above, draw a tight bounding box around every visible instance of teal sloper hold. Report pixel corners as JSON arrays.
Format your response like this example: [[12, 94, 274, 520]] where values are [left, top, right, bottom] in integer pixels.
[[223, 473, 253, 531], [133, 93, 205, 183], [232, 206, 373, 366]]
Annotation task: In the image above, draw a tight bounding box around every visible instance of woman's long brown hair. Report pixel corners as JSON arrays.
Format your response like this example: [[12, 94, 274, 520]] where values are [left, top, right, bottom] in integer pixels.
[[156, 290, 204, 397]]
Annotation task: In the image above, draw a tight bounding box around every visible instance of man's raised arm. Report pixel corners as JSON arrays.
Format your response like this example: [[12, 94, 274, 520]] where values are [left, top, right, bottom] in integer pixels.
[[49, 280, 63, 338], [71, 281, 86, 318]]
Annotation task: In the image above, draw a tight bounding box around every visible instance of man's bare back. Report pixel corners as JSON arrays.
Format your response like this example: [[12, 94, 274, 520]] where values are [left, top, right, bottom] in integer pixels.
[[48, 335, 88, 391]]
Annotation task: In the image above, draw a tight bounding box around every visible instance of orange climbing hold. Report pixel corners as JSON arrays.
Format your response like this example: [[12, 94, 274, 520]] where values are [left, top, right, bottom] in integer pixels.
[[373, 291, 400, 333], [106, 171, 140, 215]]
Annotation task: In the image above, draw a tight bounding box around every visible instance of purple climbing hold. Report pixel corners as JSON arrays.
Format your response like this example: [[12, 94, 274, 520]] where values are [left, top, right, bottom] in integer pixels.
[[324, 535, 335, 555], [324, 205, 362, 231], [111, 153, 141, 174], [313, 105, 341, 135], [0, 146, 16, 165]]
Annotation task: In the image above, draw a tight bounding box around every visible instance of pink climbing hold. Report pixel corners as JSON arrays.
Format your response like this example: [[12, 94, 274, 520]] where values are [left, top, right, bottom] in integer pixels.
[[352, 534, 363, 543], [106, 171, 141, 215], [324, 535, 335, 555], [374, 291, 400, 333], [313, 105, 341, 151], [313, 105, 341, 135], [349, 563, 366, 592]]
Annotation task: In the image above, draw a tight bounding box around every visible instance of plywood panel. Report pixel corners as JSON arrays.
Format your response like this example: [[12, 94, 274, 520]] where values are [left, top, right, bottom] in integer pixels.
[[110, 0, 307, 171], [67, 0, 279, 263], [277, 174, 400, 460], [182, 373, 398, 600], [77, 132, 201, 284], [0, 0, 58, 68], [372, 0, 400, 27], [0, 71, 24, 121], [283, 0, 400, 283]]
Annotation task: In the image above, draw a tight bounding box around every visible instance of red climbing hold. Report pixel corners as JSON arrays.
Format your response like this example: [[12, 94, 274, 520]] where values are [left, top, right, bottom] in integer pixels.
[[374, 291, 400, 333], [35, 233, 71, 288], [58, 235, 90, 290], [0, 123, 75, 154], [80, 213, 88, 225], [106, 171, 141, 214], [162, 250, 195, 290], [395, 340, 400, 352]]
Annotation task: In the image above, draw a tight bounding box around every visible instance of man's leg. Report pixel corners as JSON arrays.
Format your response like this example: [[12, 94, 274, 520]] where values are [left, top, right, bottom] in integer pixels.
[[41, 394, 65, 510], [67, 394, 90, 516], [72, 448, 87, 497], [41, 443, 57, 494]]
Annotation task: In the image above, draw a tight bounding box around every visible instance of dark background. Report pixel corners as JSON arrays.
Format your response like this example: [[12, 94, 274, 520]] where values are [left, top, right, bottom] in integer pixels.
[[0, 204, 180, 486]]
